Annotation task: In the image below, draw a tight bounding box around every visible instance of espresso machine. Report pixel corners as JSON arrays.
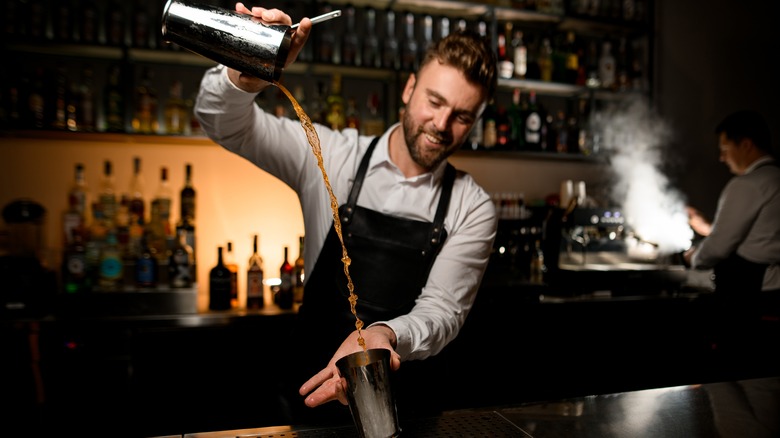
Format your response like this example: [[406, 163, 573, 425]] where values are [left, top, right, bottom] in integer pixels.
[[543, 206, 688, 296]]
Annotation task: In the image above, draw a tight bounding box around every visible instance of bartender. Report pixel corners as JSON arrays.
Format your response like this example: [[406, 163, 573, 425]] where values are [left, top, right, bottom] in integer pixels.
[[684, 110, 780, 372], [194, 3, 498, 425]]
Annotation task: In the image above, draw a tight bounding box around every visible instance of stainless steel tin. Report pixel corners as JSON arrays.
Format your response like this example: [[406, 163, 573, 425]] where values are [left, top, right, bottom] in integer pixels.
[[161, 0, 293, 82]]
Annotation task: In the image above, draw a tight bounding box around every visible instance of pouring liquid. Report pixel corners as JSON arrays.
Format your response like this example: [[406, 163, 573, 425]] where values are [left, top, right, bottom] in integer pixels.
[[275, 82, 367, 353]]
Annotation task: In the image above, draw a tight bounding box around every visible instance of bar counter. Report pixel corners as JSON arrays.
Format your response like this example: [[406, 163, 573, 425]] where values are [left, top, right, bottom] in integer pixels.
[[173, 375, 780, 437], [3, 275, 779, 437]]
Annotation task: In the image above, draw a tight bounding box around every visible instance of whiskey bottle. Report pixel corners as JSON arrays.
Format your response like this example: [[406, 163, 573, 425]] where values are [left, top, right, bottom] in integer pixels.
[[64, 163, 89, 245], [132, 67, 159, 134], [209, 246, 232, 311], [497, 23, 514, 79], [538, 37, 554, 82], [293, 236, 305, 305], [246, 234, 265, 309], [148, 166, 173, 260], [127, 156, 146, 226], [104, 64, 126, 133], [276, 246, 294, 309], [325, 73, 346, 131], [225, 241, 239, 308], [164, 79, 189, 135]]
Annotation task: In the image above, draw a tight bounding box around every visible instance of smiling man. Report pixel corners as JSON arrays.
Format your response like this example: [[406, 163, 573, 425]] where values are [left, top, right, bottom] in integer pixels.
[[194, 3, 498, 426]]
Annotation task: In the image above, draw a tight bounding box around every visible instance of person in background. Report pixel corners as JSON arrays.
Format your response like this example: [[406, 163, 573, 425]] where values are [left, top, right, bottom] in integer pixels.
[[194, 3, 498, 426], [684, 109, 780, 377]]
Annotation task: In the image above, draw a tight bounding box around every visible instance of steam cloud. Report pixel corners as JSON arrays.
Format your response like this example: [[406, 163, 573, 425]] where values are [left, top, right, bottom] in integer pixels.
[[591, 96, 693, 255]]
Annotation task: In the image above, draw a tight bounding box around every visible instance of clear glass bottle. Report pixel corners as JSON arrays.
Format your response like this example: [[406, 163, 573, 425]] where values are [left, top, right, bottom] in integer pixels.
[[98, 159, 118, 228], [246, 234, 265, 309]]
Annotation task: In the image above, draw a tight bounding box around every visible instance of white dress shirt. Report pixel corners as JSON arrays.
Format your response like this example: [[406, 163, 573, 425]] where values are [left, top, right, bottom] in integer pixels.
[[195, 65, 497, 359]]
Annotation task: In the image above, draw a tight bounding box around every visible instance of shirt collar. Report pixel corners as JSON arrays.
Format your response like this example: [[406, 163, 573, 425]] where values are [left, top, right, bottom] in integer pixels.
[[369, 123, 448, 188], [744, 155, 776, 174]]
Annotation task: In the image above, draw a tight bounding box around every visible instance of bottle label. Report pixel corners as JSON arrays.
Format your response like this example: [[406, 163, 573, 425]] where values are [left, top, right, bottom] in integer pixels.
[[100, 256, 123, 280]]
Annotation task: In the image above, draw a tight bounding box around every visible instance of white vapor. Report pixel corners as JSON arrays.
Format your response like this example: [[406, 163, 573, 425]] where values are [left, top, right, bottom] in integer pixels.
[[591, 96, 693, 255]]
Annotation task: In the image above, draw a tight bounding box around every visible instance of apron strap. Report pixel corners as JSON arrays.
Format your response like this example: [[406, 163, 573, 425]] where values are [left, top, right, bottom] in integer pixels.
[[342, 136, 380, 225]]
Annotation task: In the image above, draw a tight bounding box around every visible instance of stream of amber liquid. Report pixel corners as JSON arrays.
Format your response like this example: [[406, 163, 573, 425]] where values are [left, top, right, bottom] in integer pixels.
[[276, 82, 367, 352]]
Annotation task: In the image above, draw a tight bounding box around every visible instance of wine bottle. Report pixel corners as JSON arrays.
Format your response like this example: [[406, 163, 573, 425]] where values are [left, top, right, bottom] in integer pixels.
[[293, 236, 305, 305], [246, 234, 265, 309], [209, 246, 232, 311], [276, 246, 294, 310], [225, 241, 239, 308], [168, 228, 194, 288]]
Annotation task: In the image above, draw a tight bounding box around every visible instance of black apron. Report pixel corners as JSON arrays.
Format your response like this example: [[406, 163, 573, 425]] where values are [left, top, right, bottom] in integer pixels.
[[283, 137, 456, 425]]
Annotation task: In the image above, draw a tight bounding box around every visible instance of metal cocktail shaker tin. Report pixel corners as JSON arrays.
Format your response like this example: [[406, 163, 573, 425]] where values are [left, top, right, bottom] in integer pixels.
[[161, 0, 294, 82]]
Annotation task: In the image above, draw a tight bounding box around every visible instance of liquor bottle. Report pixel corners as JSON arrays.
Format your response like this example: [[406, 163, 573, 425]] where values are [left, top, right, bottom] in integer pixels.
[[132, 0, 151, 48], [225, 241, 239, 308], [62, 228, 89, 293], [209, 246, 232, 311], [341, 4, 360, 66], [382, 9, 400, 70], [615, 37, 630, 91], [437, 16, 450, 40], [362, 7, 381, 68], [564, 31, 581, 85], [598, 40, 616, 90], [346, 98, 360, 131], [401, 11, 418, 71], [148, 166, 173, 260], [276, 246, 294, 310], [246, 234, 265, 309], [104, 64, 126, 133], [127, 156, 145, 226], [512, 29, 527, 79], [362, 93, 385, 136], [314, 2, 337, 64], [508, 88, 525, 151], [482, 99, 497, 150], [420, 14, 434, 65], [105, 0, 126, 46], [293, 236, 305, 305], [27, 67, 46, 129], [52, 67, 70, 130], [98, 231, 124, 291], [169, 228, 194, 288], [538, 37, 553, 82], [77, 65, 97, 132], [132, 67, 159, 134], [79, 0, 99, 44], [497, 23, 514, 79], [496, 105, 511, 150], [98, 160, 118, 228], [135, 231, 158, 289], [529, 239, 546, 284], [553, 110, 568, 153], [177, 163, 196, 266], [64, 163, 89, 245], [325, 73, 346, 131], [164, 79, 189, 135], [524, 91, 543, 151]]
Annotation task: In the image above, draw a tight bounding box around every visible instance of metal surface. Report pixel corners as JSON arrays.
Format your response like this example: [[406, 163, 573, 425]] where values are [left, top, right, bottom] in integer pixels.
[[161, 0, 293, 82], [291, 10, 342, 29], [184, 377, 780, 438]]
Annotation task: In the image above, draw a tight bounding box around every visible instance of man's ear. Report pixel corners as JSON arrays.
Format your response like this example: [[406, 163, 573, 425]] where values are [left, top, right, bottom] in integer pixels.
[[401, 73, 416, 106]]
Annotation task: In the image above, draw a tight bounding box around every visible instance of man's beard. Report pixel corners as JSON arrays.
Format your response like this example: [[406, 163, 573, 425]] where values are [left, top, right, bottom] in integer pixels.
[[402, 108, 452, 171]]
